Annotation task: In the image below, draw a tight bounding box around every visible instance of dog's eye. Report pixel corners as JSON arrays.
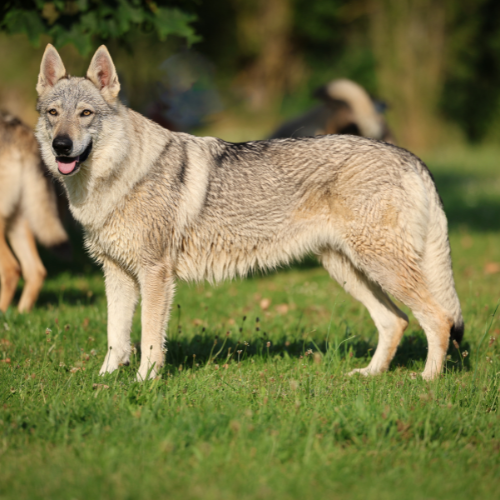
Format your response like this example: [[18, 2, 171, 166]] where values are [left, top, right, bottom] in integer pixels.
[[81, 110, 93, 117], [48, 109, 58, 116]]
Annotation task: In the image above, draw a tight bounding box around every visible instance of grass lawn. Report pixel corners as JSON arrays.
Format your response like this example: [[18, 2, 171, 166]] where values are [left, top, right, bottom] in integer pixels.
[[0, 146, 499, 499]]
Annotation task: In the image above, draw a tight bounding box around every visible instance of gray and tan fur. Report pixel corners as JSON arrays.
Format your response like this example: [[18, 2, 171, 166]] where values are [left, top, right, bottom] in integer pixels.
[[35, 45, 463, 381], [270, 79, 394, 142], [0, 112, 69, 312]]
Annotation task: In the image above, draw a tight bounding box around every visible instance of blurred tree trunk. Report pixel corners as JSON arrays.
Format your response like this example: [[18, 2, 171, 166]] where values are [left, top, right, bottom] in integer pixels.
[[367, 0, 448, 151], [232, 0, 304, 110]]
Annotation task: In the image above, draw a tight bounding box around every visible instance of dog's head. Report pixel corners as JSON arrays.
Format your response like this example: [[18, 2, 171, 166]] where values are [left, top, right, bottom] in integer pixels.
[[36, 44, 121, 177]]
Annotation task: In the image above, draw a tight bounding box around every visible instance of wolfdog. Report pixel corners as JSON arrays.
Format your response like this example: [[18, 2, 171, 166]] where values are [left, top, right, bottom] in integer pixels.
[[36, 44, 463, 381], [270, 79, 394, 142], [0, 112, 69, 312]]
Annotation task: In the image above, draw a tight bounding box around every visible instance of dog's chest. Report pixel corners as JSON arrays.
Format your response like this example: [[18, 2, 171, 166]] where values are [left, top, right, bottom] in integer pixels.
[[86, 212, 143, 272]]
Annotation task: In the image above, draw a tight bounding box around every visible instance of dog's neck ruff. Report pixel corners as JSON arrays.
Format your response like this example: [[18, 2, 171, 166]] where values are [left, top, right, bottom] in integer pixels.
[[62, 109, 173, 230]]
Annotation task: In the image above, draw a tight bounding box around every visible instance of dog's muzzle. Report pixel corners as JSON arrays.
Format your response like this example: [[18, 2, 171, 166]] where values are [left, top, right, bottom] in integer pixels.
[[53, 135, 73, 156], [56, 140, 93, 175]]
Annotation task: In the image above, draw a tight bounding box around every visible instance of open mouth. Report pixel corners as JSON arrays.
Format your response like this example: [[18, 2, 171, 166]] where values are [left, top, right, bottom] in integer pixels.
[[56, 140, 93, 175]]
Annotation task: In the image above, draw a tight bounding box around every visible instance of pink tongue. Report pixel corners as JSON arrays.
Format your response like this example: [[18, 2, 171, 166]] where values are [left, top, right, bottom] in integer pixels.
[[57, 159, 77, 174]]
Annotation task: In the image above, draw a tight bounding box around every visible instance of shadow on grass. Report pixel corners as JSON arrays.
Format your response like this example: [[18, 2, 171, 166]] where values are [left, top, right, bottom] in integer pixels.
[[34, 288, 102, 307], [13, 278, 103, 309], [147, 327, 472, 375]]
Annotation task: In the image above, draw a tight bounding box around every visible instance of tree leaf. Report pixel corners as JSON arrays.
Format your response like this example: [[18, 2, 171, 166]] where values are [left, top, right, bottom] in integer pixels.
[[50, 23, 93, 55], [153, 7, 199, 44], [0, 1, 199, 55], [2, 9, 46, 46]]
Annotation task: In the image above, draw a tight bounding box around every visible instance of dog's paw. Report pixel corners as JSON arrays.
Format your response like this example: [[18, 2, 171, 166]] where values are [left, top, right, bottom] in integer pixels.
[[348, 367, 371, 377], [99, 363, 117, 375], [420, 369, 440, 381], [99, 349, 129, 375], [136, 362, 160, 381], [347, 366, 385, 377]]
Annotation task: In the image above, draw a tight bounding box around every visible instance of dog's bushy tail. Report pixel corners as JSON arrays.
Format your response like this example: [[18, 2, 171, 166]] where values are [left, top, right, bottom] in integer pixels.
[[419, 162, 464, 344], [22, 148, 69, 250]]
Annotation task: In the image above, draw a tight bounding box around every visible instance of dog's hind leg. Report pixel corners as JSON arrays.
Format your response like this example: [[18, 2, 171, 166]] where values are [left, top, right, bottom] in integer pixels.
[[100, 260, 139, 375], [7, 217, 47, 312], [0, 217, 21, 313], [347, 246, 453, 380], [408, 300, 453, 380], [378, 280, 452, 380], [321, 250, 409, 375], [137, 262, 175, 381]]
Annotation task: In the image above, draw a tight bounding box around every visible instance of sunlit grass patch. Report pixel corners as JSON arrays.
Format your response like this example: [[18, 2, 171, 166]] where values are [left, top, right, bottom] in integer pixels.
[[1, 148, 500, 499]]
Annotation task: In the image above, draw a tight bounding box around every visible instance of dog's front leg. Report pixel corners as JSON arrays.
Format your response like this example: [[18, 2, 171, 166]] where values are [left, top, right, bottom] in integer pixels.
[[99, 260, 139, 375], [137, 262, 174, 380]]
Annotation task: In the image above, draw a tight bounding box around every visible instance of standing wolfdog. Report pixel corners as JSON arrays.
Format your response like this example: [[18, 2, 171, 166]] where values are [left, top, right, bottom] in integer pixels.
[[36, 44, 463, 381], [0, 112, 69, 312]]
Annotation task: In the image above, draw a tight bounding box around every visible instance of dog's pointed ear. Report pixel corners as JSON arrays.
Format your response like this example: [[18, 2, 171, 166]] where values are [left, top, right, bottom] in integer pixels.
[[86, 45, 120, 102], [37, 44, 67, 95]]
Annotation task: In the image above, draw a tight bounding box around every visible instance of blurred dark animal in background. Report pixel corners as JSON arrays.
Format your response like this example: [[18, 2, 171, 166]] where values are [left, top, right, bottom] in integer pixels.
[[0, 112, 70, 312], [270, 79, 394, 142], [145, 50, 223, 132]]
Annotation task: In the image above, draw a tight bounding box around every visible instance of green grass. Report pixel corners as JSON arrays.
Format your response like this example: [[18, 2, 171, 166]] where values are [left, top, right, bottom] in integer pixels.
[[1, 146, 500, 499]]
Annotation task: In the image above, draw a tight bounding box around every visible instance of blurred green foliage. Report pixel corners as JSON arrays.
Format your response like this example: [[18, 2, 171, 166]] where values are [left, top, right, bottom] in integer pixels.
[[2, 0, 500, 143], [441, 0, 500, 142], [0, 0, 199, 55]]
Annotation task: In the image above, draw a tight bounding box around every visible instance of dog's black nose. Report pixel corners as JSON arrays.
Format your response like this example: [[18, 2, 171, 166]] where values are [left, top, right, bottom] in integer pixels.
[[52, 135, 73, 156]]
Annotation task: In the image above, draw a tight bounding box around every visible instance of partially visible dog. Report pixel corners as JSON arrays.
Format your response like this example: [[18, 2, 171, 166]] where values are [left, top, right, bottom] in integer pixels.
[[35, 45, 462, 381], [0, 112, 70, 312], [270, 79, 394, 142]]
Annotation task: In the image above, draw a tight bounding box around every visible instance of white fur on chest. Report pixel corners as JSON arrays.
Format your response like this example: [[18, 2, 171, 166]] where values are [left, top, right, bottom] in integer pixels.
[[86, 216, 143, 274]]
